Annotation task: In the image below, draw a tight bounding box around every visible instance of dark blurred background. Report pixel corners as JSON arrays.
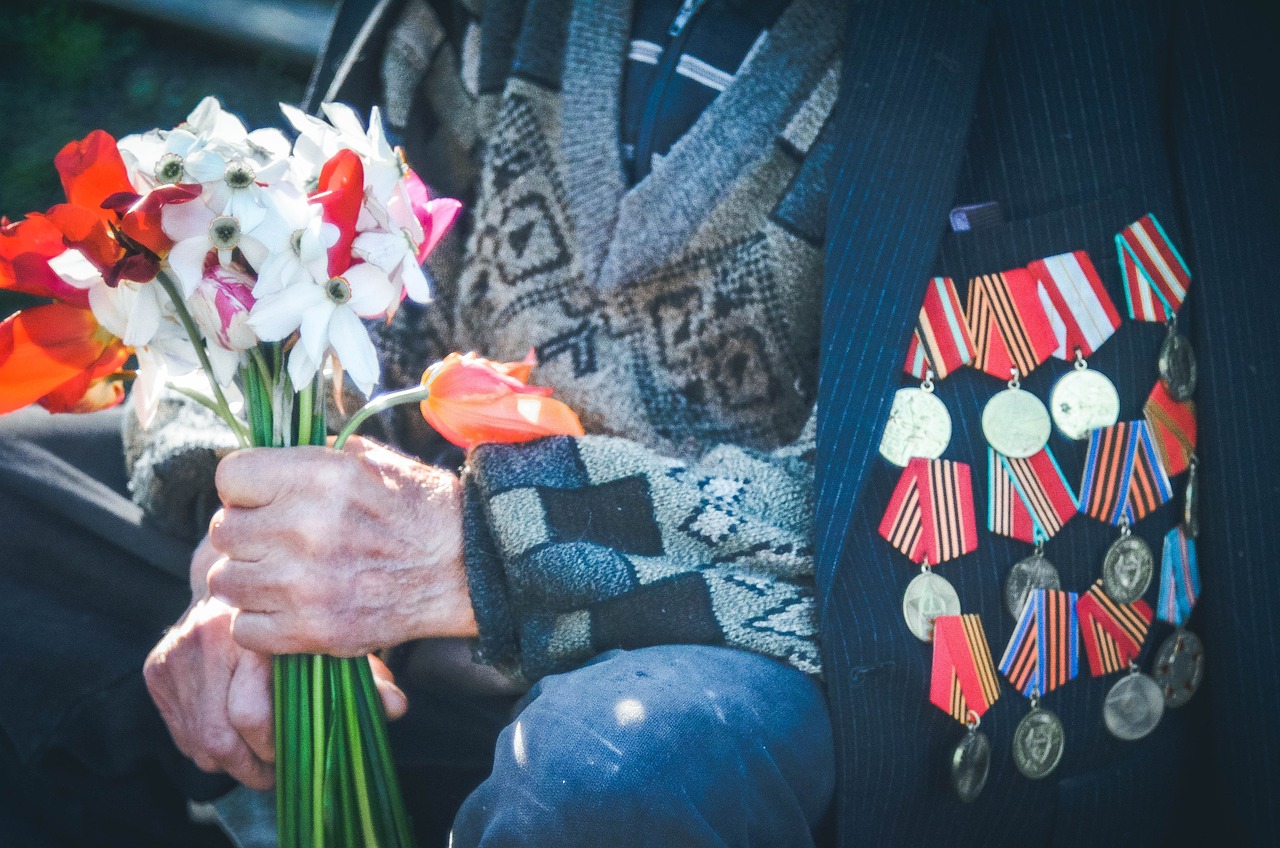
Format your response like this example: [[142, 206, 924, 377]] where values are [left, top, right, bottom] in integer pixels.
[[0, 0, 332, 317]]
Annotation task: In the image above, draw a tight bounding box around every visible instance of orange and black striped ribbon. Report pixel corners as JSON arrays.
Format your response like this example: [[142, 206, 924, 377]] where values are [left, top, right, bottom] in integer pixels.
[[1144, 380, 1197, 478], [1077, 581, 1153, 677], [988, 447, 1079, 544], [879, 458, 978, 565], [1079, 421, 1174, 525], [931, 614, 1002, 723], [965, 268, 1059, 379], [999, 589, 1079, 697]]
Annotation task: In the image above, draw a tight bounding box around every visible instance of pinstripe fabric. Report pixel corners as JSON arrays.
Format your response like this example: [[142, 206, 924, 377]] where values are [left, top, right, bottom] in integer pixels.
[[819, 1, 1275, 844]]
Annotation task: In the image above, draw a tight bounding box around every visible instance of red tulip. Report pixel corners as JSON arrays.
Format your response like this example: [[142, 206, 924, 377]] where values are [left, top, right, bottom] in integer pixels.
[[0, 302, 129, 414], [419, 351, 584, 450], [0, 216, 89, 307]]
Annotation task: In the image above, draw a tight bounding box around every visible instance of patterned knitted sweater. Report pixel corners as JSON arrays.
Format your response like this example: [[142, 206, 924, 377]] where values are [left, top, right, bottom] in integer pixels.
[[126, 0, 844, 684]]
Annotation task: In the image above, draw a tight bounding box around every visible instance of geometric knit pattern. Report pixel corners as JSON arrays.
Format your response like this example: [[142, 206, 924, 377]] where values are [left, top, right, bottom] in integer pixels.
[[464, 431, 821, 682]]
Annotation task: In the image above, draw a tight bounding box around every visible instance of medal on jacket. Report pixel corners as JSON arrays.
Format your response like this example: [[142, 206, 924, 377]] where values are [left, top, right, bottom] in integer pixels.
[[1157, 526, 1200, 627], [999, 589, 1077, 779], [987, 447, 1078, 616], [1144, 380, 1197, 478], [882, 278, 976, 466], [1153, 627, 1205, 709], [1079, 421, 1174, 527], [1104, 663, 1166, 741], [1153, 528, 1203, 708], [1078, 583, 1160, 742], [982, 369, 1052, 458], [1029, 251, 1123, 439], [966, 268, 1058, 380], [931, 614, 1000, 801], [1119, 214, 1197, 400], [1078, 580, 1153, 676], [880, 458, 977, 641]]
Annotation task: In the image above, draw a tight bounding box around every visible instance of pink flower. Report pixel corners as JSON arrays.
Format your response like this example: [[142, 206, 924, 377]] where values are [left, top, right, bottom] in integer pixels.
[[191, 264, 257, 352]]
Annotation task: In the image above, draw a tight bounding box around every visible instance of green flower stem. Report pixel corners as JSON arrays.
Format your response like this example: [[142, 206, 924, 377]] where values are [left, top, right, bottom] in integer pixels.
[[311, 655, 325, 848], [340, 660, 380, 846], [357, 658, 415, 843], [333, 384, 433, 450], [153, 268, 246, 445]]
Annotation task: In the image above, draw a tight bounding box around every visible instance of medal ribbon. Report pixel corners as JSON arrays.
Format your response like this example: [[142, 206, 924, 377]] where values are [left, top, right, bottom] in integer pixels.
[[1079, 421, 1174, 525], [999, 588, 1079, 696], [987, 447, 1079, 544], [904, 277, 976, 380], [1144, 380, 1198, 478], [1157, 526, 1200, 626], [1077, 581, 1153, 677], [931, 614, 1001, 722], [879, 458, 978, 565], [1117, 213, 1192, 322], [965, 268, 1059, 379], [1028, 250, 1121, 359]]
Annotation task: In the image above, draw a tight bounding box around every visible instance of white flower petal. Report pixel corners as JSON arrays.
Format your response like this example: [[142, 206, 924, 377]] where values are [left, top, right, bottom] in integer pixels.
[[162, 198, 215, 242], [399, 255, 432, 303], [248, 284, 326, 341], [47, 249, 103, 290], [299, 300, 335, 364], [286, 340, 321, 389], [351, 231, 407, 273], [165, 238, 212, 297], [121, 284, 162, 347], [184, 148, 227, 183], [342, 262, 397, 317], [327, 307, 379, 394]]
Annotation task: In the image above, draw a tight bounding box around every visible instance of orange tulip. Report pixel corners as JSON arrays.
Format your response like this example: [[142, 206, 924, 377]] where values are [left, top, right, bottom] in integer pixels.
[[0, 302, 130, 414], [419, 351, 584, 450]]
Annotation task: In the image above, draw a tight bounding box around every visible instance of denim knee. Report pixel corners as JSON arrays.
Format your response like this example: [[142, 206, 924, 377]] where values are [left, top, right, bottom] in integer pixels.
[[451, 645, 833, 847]]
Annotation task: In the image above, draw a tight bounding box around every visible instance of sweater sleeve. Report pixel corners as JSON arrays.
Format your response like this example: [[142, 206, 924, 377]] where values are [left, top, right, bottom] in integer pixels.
[[460, 414, 822, 684]]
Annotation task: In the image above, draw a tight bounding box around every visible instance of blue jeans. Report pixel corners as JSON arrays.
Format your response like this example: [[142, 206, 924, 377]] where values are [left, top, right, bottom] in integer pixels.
[[451, 645, 835, 847]]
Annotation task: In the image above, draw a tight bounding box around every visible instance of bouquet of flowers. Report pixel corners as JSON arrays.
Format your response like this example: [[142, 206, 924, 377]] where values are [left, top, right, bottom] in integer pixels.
[[0, 97, 582, 846]]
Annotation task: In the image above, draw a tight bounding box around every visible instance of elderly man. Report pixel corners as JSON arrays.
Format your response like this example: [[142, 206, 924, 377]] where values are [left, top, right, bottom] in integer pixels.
[[2, 0, 1278, 846]]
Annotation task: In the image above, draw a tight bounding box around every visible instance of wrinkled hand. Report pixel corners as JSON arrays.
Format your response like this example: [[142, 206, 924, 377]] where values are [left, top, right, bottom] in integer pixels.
[[145, 537, 409, 788], [207, 435, 477, 657]]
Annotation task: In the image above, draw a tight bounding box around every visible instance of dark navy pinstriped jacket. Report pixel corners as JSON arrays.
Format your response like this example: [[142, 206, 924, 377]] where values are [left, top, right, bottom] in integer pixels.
[[312, 1, 1279, 844]]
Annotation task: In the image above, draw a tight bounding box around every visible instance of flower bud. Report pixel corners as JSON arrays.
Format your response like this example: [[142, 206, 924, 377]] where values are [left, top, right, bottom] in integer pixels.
[[191, 264, 257, 351]]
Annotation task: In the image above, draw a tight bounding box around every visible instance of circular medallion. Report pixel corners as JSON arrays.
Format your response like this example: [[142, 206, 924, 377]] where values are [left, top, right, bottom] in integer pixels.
[[901, 571, 961, 642], [1004, 553, 1062, 618], [981, 388, 1051, 458], [1159, 333, 1198, 401], [1049, 368, 1120, 440], [950, 730, 992, 803], [879, 387, 952, 467], [1102, 535, 1154, 604], [1103, 672, 1165, 741], [1012, 708, 1065, 780], [1152, 629, 1205, 708]]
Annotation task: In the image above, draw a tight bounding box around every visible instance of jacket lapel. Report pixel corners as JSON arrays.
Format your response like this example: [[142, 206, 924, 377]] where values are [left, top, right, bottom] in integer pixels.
[[816, 0, 990, 592]]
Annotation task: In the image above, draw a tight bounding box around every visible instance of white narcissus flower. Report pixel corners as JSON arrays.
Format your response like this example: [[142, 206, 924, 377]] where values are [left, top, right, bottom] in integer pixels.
[[248, 262, 396, 395], [252, 185, 337, 298], [162, 185, 292, 295]]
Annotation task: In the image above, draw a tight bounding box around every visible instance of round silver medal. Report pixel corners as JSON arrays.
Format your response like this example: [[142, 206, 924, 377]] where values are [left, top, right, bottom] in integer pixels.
[[1152, 629, 1205, 708], [1158, 332, 1198, 401], [950, 730, 992, 803], [981, 387, 1051, 458], [901, 571, 960, 642], [1102, 535, 1154, 604], [1012, 708, 1065, 780], [1049, 368, 1120, 440], [1103, 671, 1165, 741], [1004, 553, 1062, 618], [879, 387, 952, 467]]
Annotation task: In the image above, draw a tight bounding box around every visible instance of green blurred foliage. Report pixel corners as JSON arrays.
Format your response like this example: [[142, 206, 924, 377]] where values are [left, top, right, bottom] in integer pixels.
[[0, 0, 309, 218]]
